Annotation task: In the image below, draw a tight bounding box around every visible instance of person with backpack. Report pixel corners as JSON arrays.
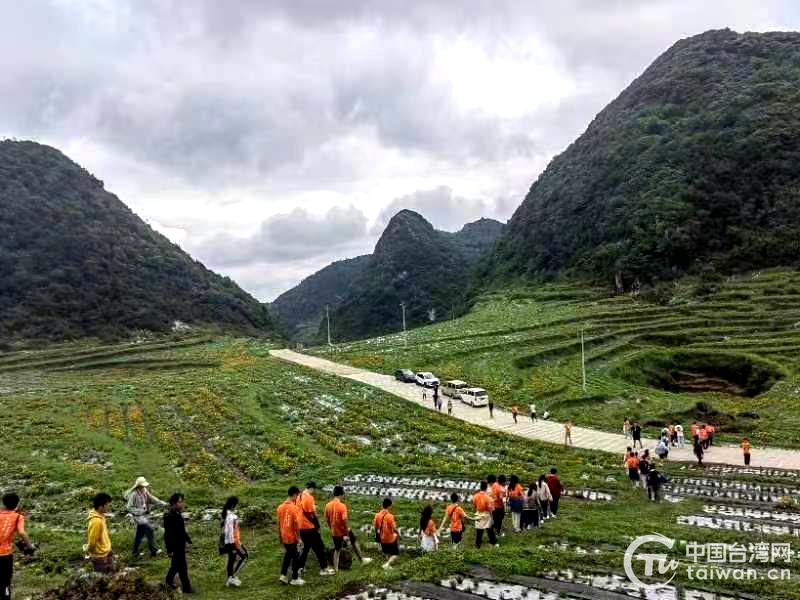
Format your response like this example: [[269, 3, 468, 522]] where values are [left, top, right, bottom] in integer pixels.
[[1, 493, 33, 600], [440, 493, 467, 546], [374, 498, 399, 570], [296, 481, 335, 577], [545, 469, 564, 517], [86, 493, 114, 574], [125, 476, 167, 559], [535, 475, 552, 520], [163, 493, 192, 594], [521, 482, 540, 529], [418, 506, 438, 552], [220, 497, 248, 588], [507, 475, 525, 533]]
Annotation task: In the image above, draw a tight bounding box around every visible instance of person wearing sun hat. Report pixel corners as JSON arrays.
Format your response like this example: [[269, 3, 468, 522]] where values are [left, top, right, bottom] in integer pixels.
[[125, 476, 167, 558]]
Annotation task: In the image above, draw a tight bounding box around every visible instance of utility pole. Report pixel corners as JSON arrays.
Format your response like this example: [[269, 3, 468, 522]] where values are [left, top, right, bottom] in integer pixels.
[[580, 327, 587, 394], [400, 302, 407, 345], [325, 304, 332, 347]]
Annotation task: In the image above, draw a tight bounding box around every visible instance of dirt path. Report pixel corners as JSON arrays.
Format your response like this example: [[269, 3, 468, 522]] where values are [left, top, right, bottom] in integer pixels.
[[269, 349, 800, 470]]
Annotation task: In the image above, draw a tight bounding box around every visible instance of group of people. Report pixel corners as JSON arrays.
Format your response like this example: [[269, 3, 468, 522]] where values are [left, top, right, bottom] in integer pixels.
[[422, 384, 450, 414], [623, 448, 669, 501]]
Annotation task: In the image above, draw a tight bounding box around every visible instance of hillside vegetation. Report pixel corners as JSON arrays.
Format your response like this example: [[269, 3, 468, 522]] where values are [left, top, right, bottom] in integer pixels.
[[0, 141, 273, 341], [321, 268, 800, 448], [273, 211, 504, 343], [483, 29, 800, 289]]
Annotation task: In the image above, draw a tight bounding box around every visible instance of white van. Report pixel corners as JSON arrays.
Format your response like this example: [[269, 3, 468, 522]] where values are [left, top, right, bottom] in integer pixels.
[[441, 380, 468, 398], [459, 387, 489, 407]]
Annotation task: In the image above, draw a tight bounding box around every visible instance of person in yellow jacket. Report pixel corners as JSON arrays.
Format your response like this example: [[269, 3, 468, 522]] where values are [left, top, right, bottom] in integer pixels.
[[87, 493, 113, 573]]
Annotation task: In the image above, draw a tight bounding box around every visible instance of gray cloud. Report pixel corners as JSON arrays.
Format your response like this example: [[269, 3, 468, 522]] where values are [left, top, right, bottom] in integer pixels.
[[191, 204, 370, 267]]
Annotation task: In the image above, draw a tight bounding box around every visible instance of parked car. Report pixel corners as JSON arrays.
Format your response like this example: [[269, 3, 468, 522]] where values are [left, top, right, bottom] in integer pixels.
[[415, 372, 440, 387], [394, 369, 416, 383], [459, 387, 489, 407], [441, 380, 468, 397]]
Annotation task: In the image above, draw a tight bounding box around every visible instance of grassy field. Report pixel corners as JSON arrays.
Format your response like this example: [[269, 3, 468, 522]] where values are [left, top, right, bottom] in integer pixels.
[[1, 335, 799, 598], [316, 268, 800, 449]]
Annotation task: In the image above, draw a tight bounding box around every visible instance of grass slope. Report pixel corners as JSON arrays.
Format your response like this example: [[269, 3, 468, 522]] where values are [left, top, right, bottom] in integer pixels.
[[1, 336, 798, 598]]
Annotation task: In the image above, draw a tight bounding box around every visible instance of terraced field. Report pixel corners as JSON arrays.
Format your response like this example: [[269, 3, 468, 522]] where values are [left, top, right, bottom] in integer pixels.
[[317, 269, 800, 448], [2, 336, 800, 598]]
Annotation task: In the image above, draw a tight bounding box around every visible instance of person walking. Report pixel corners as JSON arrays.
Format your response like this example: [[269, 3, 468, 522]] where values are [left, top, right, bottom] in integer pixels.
[[1, 493, 32, 600], [472, 481, 497, 548], [639, 451, 651, 495], [545, 469, 564, 518], [646, 467, 665, 502], [708, 424, 716, 446], [511, 405, 519, 424], [164, 493, 192, 594], [418, 506, 438, 552], [507, 475, 524, 532], [296, 481, 335, 577], [488, 399, 494, 419], [433, 385, 441, 411], [440, 494, 467, 546], [742, 437, 752, 466], [693, 438, 704, 467], [374, 498, 399, 570], [86, 493, 114, 574], [676, 424, 685, 448], [530, 404, 537, 423], [535, 475, 552, 520], [631, 422, 642, 449], [563, 421, 573, 447], [699, 425, 709, 450], [623, 418, 631, 440], [324, 486, 371, 572], [220, 497, 248, 588], [125, 476, 167, 559], [625, 451, 641, 488], [521, 483, 540, 529], [278, 486, 304, 586], [489, 475, 507, 536], [690, 422, 699, 443], [669, 424, 677, 447], [447, 397, 453, 416]]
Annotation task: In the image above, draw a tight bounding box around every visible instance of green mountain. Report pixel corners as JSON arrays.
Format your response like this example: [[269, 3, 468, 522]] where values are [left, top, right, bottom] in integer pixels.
[[0, 140, 274, 340], [482, 29, 800, 291], [273, 211, 504, 343], [271, 254, 371, 343]]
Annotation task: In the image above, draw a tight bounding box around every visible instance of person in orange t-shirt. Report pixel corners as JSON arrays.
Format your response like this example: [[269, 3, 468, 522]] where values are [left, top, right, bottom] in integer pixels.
[[374, 498, 399, 570], [1, 492, 32, 600], [707, 424, 716, 446], [489, 475, 507, 536], [511, 405, 519, 424], [699, 425, 709, 450], [690, 422, 698, 442], [742, 437, 752, 466], [626, 452, 641, 487], [472, 481, 497, 548], [564, 421, 573, 446], [277, 487, 303, 586], [295, 482, 334, 577], [440, 493, 468, 546], [324, 486, 372, 572]]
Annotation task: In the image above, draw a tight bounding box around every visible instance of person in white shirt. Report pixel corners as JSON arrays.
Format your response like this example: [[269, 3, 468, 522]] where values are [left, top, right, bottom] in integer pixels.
[[124, 476, 167, 558]]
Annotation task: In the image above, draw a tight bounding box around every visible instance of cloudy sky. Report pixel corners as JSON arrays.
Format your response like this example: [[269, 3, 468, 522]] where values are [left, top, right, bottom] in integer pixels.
[[2, 1, 798, 300]]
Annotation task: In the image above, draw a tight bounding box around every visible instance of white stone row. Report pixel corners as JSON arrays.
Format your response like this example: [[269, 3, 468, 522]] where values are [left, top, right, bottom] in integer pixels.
[[702, 504, 800, 523], [685, 465, 800, 478], [669, 486, 781, 503], [440, 576, 565, 599], [674, 478, 797, 495], [677, 515, 800, 537], [341, 587, 432, 600]]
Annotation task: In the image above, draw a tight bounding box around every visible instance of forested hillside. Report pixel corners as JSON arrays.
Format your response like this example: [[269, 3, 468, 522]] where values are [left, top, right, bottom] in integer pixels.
[[0, 141, 274, 340], [482, 29, 800, 290]]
